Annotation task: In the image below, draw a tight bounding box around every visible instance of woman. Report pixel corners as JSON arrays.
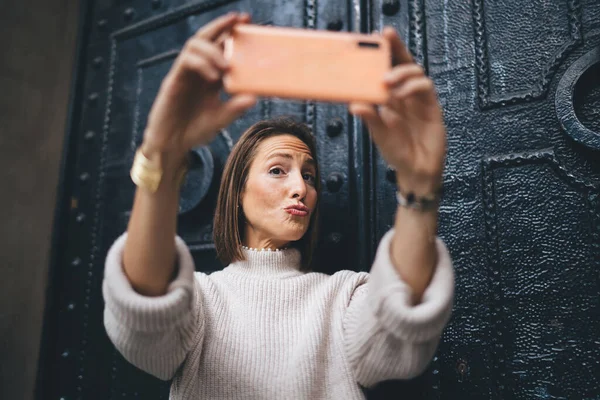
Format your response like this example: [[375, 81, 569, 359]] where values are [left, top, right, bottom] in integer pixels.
[[103, 12, 454, 399]]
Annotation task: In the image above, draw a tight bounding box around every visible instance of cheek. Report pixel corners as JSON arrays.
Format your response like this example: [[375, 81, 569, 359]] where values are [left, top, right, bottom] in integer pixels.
[[246, 177, 282, 209]]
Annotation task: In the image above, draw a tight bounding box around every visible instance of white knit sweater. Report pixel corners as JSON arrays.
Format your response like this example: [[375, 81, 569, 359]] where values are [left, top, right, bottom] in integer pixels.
[[102, 230, 454, 399]]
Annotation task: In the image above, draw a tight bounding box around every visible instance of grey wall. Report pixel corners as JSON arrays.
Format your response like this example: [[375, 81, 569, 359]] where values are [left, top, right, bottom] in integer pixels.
[[0, 1, 79, 399]]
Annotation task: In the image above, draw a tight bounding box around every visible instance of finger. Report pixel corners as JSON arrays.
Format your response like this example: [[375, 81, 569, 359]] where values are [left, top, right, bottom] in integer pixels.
[[214, 14, 251, 51], [179, 52, 221, 82], [196, 12, 239, 41], [385, 95, 406, 118], [383, 26, 413, 66], [215, 32, 230, 49], [187, 38, 228, 70], [390, 77, 435, 100], [349, 102, 386, 132], [384, 64, 425, 87], [378, 105, 403, 127], [376, 106, 411, 148], [237, 12, 251, 23], [215, 94, 257, 126]]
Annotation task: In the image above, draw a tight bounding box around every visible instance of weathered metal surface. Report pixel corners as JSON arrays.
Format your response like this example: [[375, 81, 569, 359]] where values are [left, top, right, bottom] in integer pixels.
[[38, 0, 600, 399]]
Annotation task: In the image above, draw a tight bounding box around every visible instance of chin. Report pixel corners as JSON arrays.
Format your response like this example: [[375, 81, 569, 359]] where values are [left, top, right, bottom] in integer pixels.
[[278, 226, 309, 242]]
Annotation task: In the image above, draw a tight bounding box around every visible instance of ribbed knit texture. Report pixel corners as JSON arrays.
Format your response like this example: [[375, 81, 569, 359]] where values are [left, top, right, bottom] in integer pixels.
[[103, 230, 454, 399]]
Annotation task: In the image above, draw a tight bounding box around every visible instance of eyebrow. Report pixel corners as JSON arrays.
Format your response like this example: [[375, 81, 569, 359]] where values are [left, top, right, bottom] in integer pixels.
[[267, 152, 316, 168]]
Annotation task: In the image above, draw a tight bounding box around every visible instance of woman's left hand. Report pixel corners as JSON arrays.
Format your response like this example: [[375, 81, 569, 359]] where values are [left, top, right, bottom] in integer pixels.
[[349, 27, 446, 196]]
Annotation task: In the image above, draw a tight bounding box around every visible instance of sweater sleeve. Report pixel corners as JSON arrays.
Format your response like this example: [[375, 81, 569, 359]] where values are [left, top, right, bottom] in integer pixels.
[[343, 229, 454, 387], [102, 233, 204, 380]]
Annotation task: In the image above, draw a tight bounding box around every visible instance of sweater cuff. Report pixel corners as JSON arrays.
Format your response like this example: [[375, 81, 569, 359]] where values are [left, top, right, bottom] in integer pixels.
[[368, 229, 454, 343], [102, 233, 196, 333]]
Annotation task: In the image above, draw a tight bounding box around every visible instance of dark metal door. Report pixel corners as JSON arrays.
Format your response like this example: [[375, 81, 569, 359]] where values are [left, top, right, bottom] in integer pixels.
[[38, 0, 600, 399]]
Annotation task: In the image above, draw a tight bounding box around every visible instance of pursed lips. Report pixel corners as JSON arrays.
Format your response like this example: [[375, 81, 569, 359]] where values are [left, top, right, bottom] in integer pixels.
[[284, 204, 309, 217]]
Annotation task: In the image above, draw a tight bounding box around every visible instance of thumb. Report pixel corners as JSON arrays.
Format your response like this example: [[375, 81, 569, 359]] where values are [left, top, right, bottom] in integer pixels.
[[349, 102, 386, 133], [215, 94, 257, 127]]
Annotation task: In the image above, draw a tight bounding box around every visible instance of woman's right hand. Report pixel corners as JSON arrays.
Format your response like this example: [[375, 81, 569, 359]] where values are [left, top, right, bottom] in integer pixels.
[[142, 12, 257, 162]]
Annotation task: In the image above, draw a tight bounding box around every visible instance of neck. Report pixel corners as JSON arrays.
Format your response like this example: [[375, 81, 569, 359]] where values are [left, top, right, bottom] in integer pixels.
[[243, 227, 289, 251], [227, 246, 303, 278]]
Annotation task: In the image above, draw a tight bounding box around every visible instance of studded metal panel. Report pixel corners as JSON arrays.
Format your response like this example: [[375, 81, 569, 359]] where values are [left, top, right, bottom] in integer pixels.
[[370, 0, 600, 399], [38, 0, 600, 399]]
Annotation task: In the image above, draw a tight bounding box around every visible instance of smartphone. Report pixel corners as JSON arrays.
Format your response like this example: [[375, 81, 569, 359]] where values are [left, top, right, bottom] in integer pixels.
[[223, 24, 391, 104]]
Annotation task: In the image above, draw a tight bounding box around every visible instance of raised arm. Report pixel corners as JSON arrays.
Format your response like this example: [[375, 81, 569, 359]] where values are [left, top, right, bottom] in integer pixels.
[[343, 230, 453, 385], [125, 12, 256, 296], [349, 26, 447, 303], [345, 26, 454, 384], [102, 12, 256, 380]]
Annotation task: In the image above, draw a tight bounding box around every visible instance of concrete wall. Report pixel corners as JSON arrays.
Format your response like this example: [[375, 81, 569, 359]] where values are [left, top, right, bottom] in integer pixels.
[[0, 1, 80, 399]]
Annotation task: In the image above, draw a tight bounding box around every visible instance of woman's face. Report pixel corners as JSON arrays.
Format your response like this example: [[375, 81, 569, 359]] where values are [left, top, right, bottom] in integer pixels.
[[241, 134, 318, 249]]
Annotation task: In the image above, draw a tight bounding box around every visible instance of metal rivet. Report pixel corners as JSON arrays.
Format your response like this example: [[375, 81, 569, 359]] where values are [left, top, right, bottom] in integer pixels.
[[76, 213, 86, 223], [84, 130, 95, 140], [61, 350, 70, 358], [151, 0, 162, 9], [327, 232, 342, 244], [327, 20, 343, 31], [79, 172, 90, 183], [92, 57, 103, 69], [456, 360, 468, 374], [67, 303, 75, 311], [71, 258, 82, 266], [382, 0, 400, 16], [97, 19, 107, 30], [326, 172, 344, 192], [326, 118, 343, 137], [88, 93, 98, 105], [124, 8, 135, 21], [386, 167, 396, 183]]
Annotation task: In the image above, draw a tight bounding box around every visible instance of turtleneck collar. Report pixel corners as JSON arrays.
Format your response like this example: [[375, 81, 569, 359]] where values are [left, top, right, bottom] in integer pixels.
[[225, 247, 304, 279]]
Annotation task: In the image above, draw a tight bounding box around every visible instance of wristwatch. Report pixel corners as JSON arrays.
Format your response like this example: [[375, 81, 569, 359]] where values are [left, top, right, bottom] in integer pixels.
[[395, 187, 442, 212]]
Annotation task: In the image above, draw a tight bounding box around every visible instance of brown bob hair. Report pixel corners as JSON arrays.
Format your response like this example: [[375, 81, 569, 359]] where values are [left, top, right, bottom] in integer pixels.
[[213, 117, 321, 270]]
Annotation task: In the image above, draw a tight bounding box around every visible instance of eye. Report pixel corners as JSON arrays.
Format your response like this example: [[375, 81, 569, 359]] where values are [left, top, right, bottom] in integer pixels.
[[269, 167, 284, 176], [303, 173, 316, 185]]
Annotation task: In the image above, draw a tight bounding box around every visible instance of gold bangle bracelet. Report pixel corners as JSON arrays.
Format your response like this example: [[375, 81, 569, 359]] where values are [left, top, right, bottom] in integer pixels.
[[130, 147, 188, 193]]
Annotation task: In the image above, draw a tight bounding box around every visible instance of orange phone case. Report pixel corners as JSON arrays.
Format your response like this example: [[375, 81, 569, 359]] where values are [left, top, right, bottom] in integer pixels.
[[223, 24, 391, 104]]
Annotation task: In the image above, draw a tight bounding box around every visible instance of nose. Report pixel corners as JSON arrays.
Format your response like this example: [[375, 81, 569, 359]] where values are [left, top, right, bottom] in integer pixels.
[[289, 171, 307, 200]]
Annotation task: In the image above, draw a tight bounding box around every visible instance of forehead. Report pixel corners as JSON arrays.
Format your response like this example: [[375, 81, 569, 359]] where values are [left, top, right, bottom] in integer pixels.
[[255, 134, 314, 159]]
